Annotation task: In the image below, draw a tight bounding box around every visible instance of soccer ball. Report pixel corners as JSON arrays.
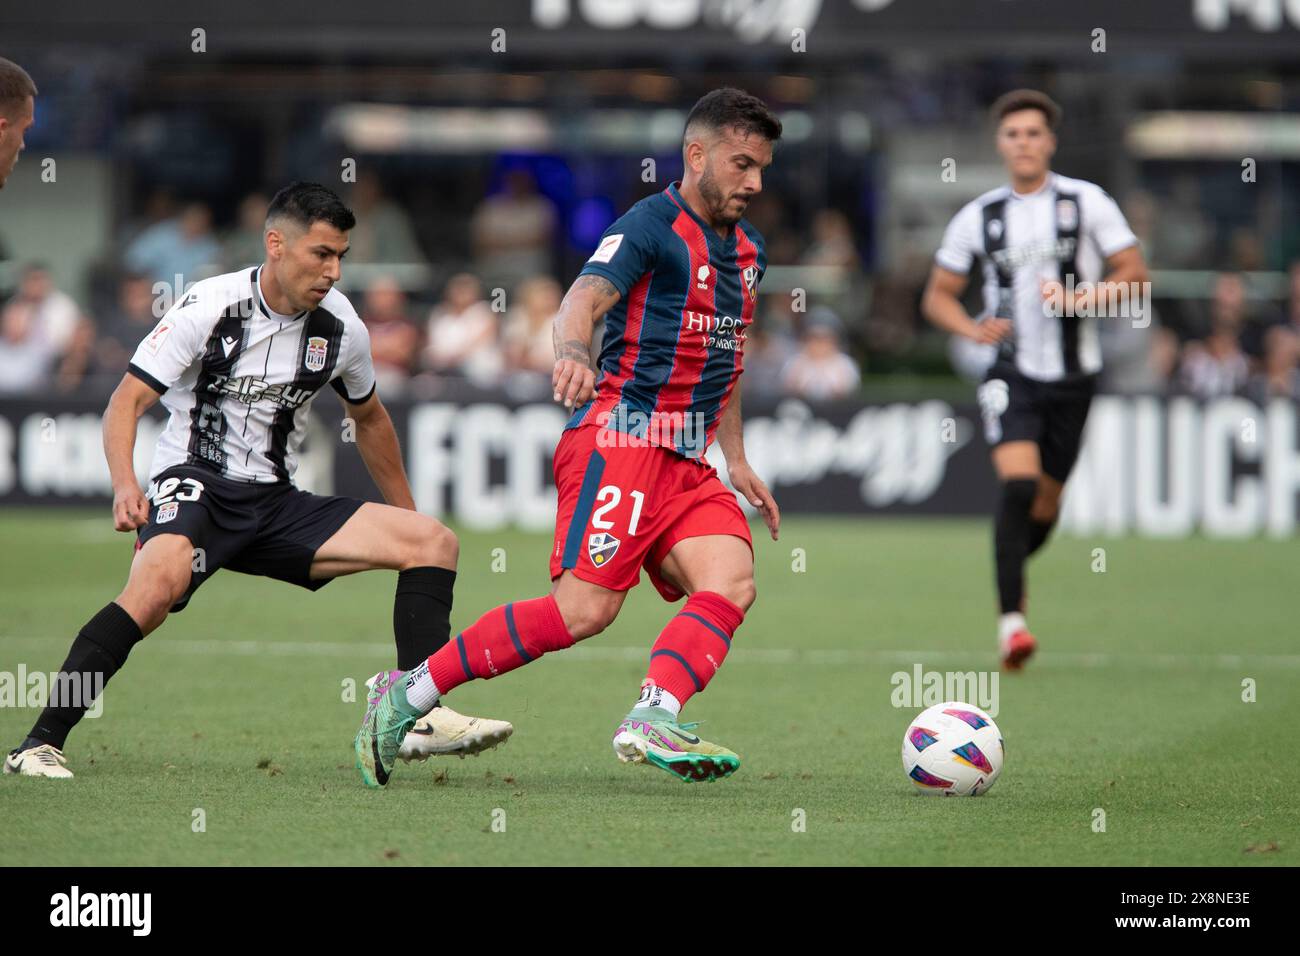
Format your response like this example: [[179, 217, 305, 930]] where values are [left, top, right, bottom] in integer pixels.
[[902, 701, 1004, 796]]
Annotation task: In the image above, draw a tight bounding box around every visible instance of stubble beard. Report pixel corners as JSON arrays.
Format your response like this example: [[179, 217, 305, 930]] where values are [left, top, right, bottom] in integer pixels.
[[699, 165, 740, 227]]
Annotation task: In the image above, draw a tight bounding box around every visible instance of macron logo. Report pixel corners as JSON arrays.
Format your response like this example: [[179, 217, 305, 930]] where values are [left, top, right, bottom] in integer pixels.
[[587, 233, 624, 264], [220, 336, 239, 357], [50, 886, 152, 936]]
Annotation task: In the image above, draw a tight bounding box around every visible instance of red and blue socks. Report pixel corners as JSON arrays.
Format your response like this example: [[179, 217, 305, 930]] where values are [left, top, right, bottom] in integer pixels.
[[634, 591, 745, 716], [422, 595, 575, 699]]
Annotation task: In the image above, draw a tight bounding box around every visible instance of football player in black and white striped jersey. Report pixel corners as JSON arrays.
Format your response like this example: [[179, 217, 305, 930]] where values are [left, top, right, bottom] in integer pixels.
[[5, 183, 511, 778], [922, 90, 1149, 670]]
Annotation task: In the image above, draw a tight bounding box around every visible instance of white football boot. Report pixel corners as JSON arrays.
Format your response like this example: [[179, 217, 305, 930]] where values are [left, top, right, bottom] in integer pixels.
[[365, 673, 513, 760], [4, 743, 74, 778]]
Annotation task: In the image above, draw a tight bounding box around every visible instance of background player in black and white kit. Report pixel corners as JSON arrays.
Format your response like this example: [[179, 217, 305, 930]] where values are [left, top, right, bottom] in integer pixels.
[[922, 90, 1149, 671], [5, 183, 511, 778]]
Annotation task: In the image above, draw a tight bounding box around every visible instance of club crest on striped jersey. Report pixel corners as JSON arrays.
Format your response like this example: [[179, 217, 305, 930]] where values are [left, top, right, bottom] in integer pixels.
[[1056, 198, 1078, 231], [742, 264, 758, 299], [304, 336, 329, 372], [588, 532, 620, 566]]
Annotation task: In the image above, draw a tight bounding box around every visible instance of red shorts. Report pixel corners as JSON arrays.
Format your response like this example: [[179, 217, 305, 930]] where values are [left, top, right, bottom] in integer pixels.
[[549, 424, 753, 601]]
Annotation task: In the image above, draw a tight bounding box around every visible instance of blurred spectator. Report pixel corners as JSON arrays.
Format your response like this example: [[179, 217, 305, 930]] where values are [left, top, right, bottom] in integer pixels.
[[224, 192, 270, 269], [116, 188, 177, 248], [91, 273, 158, 383], [346, 172, 424, 264], [801, 209, 860, 273], [1153, 175, 1213, 269], [13, 263, 81, 354], [801, 208, 866, 330], [503, 275, 562, 379], [1149, 325, 1182, 391], [743, 298, 800, 396], [423, 272, 502, 387], [471, 170, 556, 292], [360, 275, 421, 398], [1256, 260, 1300, 399], [0, 300, 56, 395], [780, 307, 861, 400], [1, 264, 92, 393], [1255, 325, 1299, 400], [864, 272, 921, 356], [743, 193, 800, 265], [1199, 271, 1280, 361], [1100, 311, 1178, 395], [124, 201, 222, 285], [1121, 191, 1158, 265], [1179, 314, 1249, 399], [1228, 227, 1267, 274]]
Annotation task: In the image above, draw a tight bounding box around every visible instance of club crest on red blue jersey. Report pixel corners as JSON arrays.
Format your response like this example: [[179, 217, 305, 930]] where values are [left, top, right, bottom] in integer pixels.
[[305, 336, 328, 372], [742, 265, 758, 299], [588, 532, 620, 567]]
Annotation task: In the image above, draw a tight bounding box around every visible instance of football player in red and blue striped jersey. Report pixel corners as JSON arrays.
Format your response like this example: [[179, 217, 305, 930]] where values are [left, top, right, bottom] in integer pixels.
[[356, 89, 785, 787]]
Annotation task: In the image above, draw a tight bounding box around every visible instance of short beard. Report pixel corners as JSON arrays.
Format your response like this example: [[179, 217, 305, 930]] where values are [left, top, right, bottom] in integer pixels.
[[698, 164, 740, 227]]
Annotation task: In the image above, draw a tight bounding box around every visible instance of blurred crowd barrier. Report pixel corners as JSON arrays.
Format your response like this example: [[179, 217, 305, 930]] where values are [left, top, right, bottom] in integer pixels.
[[3, 390, 1297, 537]]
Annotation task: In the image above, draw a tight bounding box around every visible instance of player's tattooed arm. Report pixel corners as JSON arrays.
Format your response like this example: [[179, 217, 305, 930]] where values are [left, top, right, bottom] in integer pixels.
[[553, 274, 619, 363], [552, 274, 620, 408], [564, 274, 618, 316], [554, 336, 591, 366]]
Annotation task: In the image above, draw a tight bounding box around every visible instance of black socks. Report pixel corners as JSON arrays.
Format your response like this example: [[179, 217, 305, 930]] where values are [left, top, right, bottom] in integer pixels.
[[393, 567, 456, 671], [22, 602, 144, 751], [994, 479, 1037, 615], [1026, 517, 1056, 558]]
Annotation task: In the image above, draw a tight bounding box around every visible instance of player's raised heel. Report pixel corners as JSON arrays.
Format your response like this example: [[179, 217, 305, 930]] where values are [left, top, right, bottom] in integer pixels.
[[610, 708, 740, 783], [613, 730, 649, 764]]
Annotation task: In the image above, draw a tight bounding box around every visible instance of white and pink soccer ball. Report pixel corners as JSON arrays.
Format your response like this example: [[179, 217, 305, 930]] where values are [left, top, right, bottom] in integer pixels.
[[902, 701, 1004, 796]]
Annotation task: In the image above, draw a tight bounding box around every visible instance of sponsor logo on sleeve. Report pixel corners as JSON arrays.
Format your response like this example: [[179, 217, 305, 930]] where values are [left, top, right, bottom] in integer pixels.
[[141, 320, 173, 356], [588, 233, 624, 264]]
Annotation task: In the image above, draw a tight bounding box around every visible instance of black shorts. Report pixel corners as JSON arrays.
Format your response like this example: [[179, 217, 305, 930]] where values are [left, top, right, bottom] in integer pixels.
[[977, 366, 1096, 483], [135, 464, 366, 612]]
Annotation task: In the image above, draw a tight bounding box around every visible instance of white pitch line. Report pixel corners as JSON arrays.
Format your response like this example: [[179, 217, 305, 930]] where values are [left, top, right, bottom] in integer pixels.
[[3, 636, 1300, 670]]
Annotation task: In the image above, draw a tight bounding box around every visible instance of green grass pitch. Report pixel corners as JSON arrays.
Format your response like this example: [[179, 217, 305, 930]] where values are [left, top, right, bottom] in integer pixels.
[[1, 509, 1296, 865]]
